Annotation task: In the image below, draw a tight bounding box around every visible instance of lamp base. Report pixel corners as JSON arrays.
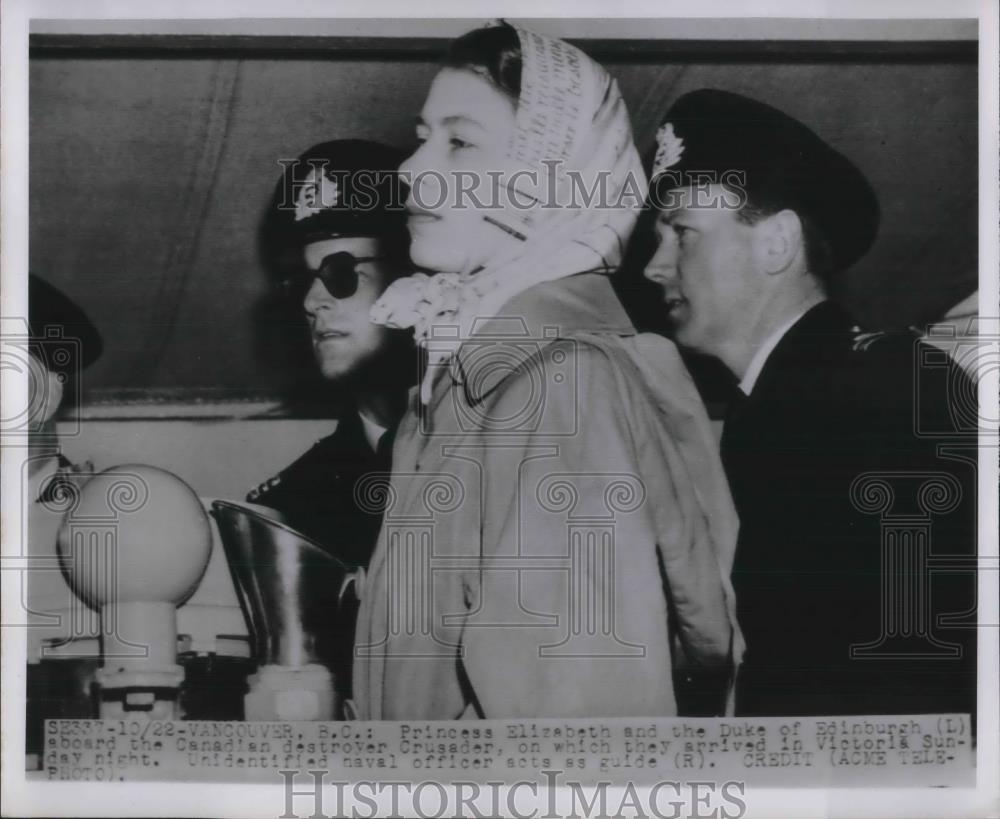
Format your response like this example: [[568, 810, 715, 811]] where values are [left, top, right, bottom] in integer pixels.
[[96, 665, 185, 720], [244, 664, 336, 721]]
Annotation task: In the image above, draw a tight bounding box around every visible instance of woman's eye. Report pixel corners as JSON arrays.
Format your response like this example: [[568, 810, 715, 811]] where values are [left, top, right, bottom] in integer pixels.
[[449, 136, 474, 150]]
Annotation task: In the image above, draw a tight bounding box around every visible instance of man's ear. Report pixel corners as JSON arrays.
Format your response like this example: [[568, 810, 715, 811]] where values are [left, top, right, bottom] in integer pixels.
[[757, 209, 804, 275]]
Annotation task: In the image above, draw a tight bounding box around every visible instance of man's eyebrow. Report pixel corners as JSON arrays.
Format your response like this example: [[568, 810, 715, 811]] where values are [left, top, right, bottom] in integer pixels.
[[657, 209, 684, 224]]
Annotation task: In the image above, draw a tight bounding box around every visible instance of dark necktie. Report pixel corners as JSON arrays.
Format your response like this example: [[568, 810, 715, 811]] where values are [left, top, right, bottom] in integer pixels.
[[719, 386, 749, 471], [374, 427, 395, 474]]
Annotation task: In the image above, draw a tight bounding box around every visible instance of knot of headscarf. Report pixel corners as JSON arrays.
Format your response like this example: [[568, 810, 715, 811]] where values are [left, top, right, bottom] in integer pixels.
[[371, 23, 647, 403]]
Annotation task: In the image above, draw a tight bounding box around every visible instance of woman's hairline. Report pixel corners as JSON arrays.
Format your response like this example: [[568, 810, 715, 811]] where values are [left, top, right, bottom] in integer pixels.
[[440, 63, 520, 109]]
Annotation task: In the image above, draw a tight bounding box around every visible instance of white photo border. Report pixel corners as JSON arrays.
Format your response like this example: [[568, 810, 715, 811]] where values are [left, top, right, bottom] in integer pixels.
[[2, 1, 997, 817]]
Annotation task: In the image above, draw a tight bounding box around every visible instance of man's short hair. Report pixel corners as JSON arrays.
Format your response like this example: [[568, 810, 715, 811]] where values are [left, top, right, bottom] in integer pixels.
[[735, 198, 837, 282]]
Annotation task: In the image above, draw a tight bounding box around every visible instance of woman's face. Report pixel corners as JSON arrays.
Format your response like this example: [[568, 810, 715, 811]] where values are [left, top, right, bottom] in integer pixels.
[[399, 68, 519, 275]]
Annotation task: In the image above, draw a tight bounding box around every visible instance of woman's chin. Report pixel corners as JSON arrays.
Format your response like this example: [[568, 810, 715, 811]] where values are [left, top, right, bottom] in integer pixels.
[[409, 242, 467, 276]]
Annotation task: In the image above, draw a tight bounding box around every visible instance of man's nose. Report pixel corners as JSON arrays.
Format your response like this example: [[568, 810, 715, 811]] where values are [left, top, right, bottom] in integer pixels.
[[303, 277, 338, 315], [643, 232, 679, 285]]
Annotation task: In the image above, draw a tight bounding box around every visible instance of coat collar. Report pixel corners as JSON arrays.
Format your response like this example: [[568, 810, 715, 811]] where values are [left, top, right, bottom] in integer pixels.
[[323, 409, 376, 457], [749, 300, 857, 400], [449, 272, 636, 405]]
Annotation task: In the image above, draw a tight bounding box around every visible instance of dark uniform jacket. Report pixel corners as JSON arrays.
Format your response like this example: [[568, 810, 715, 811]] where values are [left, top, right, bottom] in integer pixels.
[[247, 411, 393, 701], [247, 411, 391, 568], [721, 301, 977, 718]]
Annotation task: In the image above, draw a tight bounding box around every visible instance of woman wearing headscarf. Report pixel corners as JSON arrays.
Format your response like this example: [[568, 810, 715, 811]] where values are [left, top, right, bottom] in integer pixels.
[[352, 22, 742, 719]]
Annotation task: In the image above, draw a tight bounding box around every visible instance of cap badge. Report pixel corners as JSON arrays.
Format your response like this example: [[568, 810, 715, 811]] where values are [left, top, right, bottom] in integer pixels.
[[851, 330, 888, 352], [652, 123, 685, 178], [294, 168, 339, 222]]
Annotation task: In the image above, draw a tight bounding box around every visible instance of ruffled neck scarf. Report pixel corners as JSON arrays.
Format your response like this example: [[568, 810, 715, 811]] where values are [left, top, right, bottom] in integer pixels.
[[371, 23, 647, 402]]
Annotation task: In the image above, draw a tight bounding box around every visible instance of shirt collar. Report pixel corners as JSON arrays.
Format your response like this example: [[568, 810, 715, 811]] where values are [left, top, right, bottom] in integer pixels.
[[358, 411, 388, 452], [738, 303, 819, 396]]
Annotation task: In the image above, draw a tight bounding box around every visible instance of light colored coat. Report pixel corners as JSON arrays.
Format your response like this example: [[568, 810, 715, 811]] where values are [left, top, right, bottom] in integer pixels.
[[353, 273, 740, 719]]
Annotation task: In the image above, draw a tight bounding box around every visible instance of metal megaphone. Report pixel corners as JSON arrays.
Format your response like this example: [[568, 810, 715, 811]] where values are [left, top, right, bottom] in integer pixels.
[[210, 500, 348, 719]]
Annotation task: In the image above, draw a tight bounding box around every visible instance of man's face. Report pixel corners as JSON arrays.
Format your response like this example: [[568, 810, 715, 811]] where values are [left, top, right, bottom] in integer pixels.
[[643, 188, 761, 358], [302, 236, 398, 381]]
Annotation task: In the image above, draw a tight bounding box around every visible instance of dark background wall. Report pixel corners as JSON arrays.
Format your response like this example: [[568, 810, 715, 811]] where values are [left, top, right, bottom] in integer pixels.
[[29, 34, 977, 406]]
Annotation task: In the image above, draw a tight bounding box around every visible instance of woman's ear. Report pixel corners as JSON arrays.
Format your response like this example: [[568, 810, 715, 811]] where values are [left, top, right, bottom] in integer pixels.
[[758, 209, 804, 275]]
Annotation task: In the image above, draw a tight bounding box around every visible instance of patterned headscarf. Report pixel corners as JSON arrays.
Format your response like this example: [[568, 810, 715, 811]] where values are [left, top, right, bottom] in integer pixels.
[[371, 22, 646, 401]]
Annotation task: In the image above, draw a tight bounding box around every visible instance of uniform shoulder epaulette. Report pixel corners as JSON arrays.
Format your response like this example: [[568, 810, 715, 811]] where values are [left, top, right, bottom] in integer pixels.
[[246, 432, 339, 503], [247, 472, 283, 503], [850, 328, 889, 352], [844, 326, 926, 407], [849, 326, 919, 354]]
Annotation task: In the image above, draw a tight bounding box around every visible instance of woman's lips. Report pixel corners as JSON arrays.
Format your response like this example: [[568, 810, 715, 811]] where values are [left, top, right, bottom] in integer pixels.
[[407, 208, 442, 227], [663, 297, 687, 317]]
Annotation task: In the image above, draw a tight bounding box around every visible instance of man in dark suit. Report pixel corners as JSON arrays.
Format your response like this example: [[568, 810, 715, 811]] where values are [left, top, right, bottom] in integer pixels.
[[642, 90, 977, 718], [247, 140, 415, 701]]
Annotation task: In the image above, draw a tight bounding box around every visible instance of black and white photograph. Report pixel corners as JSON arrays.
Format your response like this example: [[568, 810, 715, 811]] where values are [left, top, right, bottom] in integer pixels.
[[2, 1, 997, 817]]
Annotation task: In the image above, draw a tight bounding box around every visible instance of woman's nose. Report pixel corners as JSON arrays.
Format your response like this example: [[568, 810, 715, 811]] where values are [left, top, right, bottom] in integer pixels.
[[398, 140, 431, 186], [399, 141, 446, 210]]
